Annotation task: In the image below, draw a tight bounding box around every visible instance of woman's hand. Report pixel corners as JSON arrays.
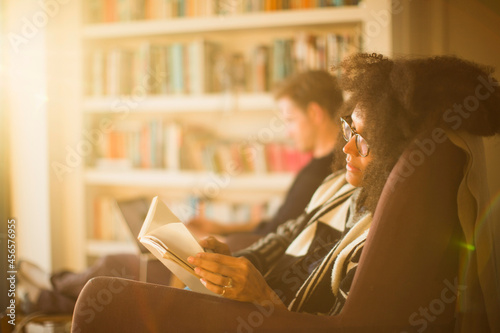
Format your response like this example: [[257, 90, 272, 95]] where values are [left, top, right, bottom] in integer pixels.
[[187, 252, 286, 309], [199, 236, 231, 256]]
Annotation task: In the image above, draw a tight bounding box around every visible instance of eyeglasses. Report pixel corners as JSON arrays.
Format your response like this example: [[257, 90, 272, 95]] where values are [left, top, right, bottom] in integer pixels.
[[340, 116, 370, 157]]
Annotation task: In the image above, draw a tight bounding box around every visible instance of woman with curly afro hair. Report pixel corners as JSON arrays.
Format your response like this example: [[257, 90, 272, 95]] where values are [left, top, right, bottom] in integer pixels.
[[338, 53, 500, 331]]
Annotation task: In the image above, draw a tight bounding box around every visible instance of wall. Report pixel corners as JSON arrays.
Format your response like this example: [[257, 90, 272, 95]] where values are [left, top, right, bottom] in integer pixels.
[[46, 0, 85, 272], [445, 0, 500, 199], [393, 0, 500, 200], [4, 0, 52, 271], [0, 0, 11, 312]]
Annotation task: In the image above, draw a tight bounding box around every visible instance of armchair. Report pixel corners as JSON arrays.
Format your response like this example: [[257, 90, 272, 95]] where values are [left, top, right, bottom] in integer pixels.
[[72, 133, 499, 332]]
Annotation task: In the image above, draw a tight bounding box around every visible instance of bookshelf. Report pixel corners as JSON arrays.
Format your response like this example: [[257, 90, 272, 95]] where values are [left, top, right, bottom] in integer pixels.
[[83, 93, 275, 113], [85, 169, 294, 189], [79, 0, 392, 264], [82, 7, 366, 39]]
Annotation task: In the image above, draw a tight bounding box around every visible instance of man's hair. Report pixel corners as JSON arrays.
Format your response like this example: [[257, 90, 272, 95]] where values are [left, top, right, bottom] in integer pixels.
[[273, 70, 343, 119]]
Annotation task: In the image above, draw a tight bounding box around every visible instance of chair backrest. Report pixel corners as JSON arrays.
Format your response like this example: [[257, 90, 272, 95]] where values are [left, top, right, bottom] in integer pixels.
[[338, 134, 479, 331]]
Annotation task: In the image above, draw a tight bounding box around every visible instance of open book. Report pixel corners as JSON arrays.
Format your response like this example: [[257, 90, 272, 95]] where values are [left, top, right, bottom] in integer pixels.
[[138, 196, 217, 295]]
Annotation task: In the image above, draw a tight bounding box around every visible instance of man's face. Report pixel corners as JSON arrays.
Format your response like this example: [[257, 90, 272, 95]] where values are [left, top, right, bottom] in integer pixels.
[[277, 97, 315, 152]]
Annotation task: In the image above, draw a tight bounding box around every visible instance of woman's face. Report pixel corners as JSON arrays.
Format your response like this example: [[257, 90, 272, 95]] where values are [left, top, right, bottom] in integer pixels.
[[343, 107, 373, 187]]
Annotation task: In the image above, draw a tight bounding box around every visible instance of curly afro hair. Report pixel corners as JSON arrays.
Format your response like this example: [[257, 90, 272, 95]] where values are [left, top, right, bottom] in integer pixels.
[[339, 53, 500, 214]]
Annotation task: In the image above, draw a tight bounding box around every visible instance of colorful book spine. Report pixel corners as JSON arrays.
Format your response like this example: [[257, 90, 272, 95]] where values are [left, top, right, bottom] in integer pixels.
[[86, 0, 103, 23], [170, 43, 185, 94], [104, 0, 118, 22], [177, 0, 186, 17], [188, 39, 204, 94], [90, 50, 105, 96]]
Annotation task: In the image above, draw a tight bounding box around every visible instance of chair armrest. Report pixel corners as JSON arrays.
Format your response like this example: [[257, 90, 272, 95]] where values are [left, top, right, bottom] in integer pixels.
[[71, 277, 336, 333]]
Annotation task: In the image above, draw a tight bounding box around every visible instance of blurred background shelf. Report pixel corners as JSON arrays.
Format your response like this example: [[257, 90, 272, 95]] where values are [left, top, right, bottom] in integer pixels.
[[85, 169, 294, 191], [83, 93, 275, 113], [82, 6, 366, 39], [86, 239, 139, 257]]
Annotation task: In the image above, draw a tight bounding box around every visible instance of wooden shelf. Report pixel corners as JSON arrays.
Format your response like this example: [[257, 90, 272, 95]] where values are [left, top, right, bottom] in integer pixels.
[[83, 93, 275, 113], [83, 6, 365, 39], [85, 169, 294, 192]]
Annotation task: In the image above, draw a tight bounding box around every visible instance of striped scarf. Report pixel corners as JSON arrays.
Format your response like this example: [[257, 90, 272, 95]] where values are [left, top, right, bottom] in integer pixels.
[[288, 212, 371, 314], [237, 171, 372, 315]]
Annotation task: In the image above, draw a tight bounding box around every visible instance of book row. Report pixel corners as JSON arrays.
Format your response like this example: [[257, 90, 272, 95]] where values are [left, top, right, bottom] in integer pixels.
[[87, 32, 360, 96], [90, 120, 312, 174], [86, 0, 361, 23], [87, 39, 223, 96]]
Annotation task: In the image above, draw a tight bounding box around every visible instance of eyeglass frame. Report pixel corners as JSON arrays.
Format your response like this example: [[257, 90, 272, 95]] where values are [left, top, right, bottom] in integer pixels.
[[340, 115, 370, 157]]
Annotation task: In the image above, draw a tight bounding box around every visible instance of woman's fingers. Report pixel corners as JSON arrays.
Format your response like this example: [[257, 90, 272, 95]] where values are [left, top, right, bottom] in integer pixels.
[[189, 253, 247, 298], [200, 277, 225, 295], [197, 252, 239, 265], [192, 257, 235, 297], [190, 253, 282, 306], [188, 252, 231, 268], [194, 266, 231, 288], [198, 236, 230, 255], [200, 277, 236, 298], [188, 253, 236, 278], [198, 236, 216, 249]]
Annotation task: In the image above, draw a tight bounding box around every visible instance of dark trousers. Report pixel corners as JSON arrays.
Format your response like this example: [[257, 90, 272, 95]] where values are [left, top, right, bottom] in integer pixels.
[[37, 254, 171, 314]]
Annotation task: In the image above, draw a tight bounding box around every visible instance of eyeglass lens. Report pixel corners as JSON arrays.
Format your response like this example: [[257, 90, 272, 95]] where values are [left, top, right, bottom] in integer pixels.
[[356, 136, 369, 156], [342, 118, 368, 157]]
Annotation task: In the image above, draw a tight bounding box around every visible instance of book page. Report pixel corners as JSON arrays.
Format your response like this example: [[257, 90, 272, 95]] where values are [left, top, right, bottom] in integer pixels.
[[147, 223, 204, 263], [140, 240, 212, 294], [138, 196, 218, 296], [138, 196, 180, 239]]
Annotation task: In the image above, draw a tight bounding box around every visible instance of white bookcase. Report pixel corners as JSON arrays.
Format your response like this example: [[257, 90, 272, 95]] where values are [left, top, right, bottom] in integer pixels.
[[78, 0, 392, 266]]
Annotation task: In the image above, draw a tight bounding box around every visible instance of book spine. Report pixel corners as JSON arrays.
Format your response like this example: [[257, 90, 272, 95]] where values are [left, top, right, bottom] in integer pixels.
[[141, 123, 151, 168], [117, 0, 130, 21], [177, 0, 186, 17], [144, 0, 152, 19], [86, 0, 104, 23], [164, 122, 181, 170], [107, 49, 118, 96], [170, 43, 185, 94], [93, 197, 115, 240], [150, 120, 157, 168], [91, 50, 105, 96], [272, 39, 281, 85], [187, 40, 199, 94], [104, 0, 118, 22], [138, 42, 152, 94], [122, 50, 134, 95], [316, 34, 327, 70]]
